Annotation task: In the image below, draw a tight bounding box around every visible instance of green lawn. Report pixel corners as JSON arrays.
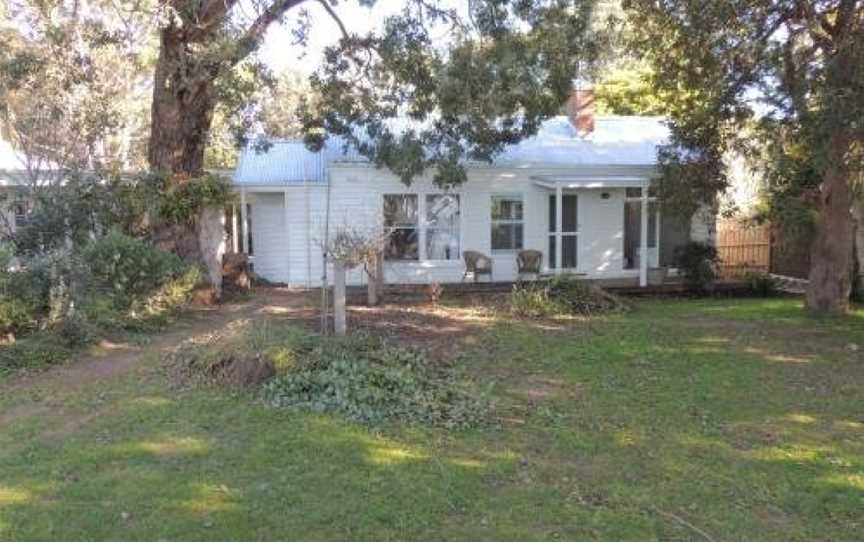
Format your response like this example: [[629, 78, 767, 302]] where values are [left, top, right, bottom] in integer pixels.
[[1, 298, 862, 541]]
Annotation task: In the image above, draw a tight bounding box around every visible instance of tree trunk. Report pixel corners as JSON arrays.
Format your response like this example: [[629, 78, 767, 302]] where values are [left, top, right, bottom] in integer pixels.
[[148, 30, 215, 176], [805, 135, 854, 314], [148, 26, 222, 295], [333, 261, 347, 336], [367, 259, 378, 306]]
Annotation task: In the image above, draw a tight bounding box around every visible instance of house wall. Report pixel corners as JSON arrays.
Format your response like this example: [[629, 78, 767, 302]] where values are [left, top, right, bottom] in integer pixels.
[[242, 164, 713, 287], [245, 185, 328, 286]]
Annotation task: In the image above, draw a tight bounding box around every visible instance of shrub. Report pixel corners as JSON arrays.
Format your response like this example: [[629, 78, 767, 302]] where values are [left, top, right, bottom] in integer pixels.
[[674, 242, 720, 293], [511, 281, 565, 318], [263, 334, 487, 428], [743, 271, 778, 297], [0, 297, 36, 337], [54, 312, 98, 348], [511, 275, 629, 318], [0, 332, 72, 375], [83, 231, 188, 310]]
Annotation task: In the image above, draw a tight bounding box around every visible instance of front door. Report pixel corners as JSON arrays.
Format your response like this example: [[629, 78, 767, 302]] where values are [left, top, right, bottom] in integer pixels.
[[548, 194, 578, 270]]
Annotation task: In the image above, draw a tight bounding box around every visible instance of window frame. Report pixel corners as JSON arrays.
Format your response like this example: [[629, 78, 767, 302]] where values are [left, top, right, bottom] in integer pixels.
[[490, 193, 525, 253], [383, 194, 420, 261], [424, 194, 461, 262], [12, 200, 28, 229]]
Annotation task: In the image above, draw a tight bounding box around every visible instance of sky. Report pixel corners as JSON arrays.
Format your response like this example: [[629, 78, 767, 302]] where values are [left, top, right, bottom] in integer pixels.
[[259, 0, 465, 75], [259, 0, 405, 74]]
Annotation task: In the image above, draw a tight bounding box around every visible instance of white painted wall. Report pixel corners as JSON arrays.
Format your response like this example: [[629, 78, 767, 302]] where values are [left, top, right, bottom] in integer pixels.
[[242, 163, 682, 287]]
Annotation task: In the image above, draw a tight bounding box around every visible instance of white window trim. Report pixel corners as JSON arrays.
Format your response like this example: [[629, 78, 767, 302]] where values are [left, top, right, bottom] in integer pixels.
[[384, 192, 462, 263], [423, 194, 462, 263], [490, 193, 525, 253]]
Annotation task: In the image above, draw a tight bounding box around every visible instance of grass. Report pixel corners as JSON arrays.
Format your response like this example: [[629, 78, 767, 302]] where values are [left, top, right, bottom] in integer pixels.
[[1, 297, 862, 541]]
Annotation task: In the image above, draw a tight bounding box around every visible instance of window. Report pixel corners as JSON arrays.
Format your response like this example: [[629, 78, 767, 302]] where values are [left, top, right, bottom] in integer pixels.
[[12, 201, 27, 229], [548, 194, 579, 269], [384, 194, 419, 260], [491, 195, 523, 251], [426, 195, 460, 260]]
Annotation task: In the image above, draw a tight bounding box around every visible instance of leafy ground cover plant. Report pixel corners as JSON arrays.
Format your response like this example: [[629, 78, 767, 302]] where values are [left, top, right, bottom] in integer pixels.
[[169, 322, 488, 428]]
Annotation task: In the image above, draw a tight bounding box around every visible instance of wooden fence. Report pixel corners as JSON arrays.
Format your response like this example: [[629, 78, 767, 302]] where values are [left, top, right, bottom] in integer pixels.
[[716, 219, 771, 278]]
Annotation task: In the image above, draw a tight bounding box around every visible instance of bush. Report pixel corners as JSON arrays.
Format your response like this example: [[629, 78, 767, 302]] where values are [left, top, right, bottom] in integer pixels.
[[54, 312, 98, 348], [0, 332, 72, 375], [674, 242, 720, 293], [511, 275, 629, 318], [744, 271, 778, 297], [0, 254, 52, 337], [83, 231, 189, 311], [0, 297, 36, 336], [263, 333, 487, 428]]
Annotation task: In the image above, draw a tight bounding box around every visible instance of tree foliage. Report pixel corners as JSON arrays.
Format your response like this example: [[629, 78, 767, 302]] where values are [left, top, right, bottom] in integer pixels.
[[0, 0, 155, 177], [623, 0, 864, 313], [301, 0, 602, 187]]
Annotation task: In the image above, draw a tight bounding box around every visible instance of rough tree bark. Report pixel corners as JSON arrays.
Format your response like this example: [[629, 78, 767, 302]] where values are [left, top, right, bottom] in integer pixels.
[[806, 134, 855, 314], [146, 0, 307, 297], [804, 22, 861, 315]]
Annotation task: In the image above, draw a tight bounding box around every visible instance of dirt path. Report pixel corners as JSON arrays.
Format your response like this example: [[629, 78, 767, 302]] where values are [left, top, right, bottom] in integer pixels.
[[0, 298, 262, 426], [0, 287, 498, 429]]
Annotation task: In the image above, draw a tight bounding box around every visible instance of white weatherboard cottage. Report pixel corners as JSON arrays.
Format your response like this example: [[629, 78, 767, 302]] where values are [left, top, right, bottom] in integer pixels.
[[229, 89, 711, 288]]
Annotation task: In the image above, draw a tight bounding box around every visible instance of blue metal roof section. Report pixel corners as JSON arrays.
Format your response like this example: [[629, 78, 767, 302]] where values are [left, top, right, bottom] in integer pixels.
[[232, 138, 355, 185], [231, 116, 669, 185]]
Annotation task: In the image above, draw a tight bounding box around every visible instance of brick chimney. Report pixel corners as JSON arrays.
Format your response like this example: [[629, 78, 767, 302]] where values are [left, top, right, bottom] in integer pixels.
[[566, 83, 595, 137]]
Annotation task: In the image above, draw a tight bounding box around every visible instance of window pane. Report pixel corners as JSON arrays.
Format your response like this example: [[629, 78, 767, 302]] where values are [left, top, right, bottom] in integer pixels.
[[562, 236, 578, 269], [427, 228, 459, 260], [548, 194, 578, 232], [491, 224, 514, 250], [648, 201, 658, 249], [426, 195, 459, 228], [385, 228, 418, 260], [514, 224, 523, 250], [563, 195, 578, 232], [492, 196, 522, 220], [384, 195, 418, 227], [626, 187, 642, 198], [548, 236, 578, 269]]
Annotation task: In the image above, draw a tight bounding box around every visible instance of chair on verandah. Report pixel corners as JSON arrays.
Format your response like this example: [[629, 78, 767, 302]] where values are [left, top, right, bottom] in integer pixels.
[[463, 250, 493, 283], [516, 249, 543, 280]]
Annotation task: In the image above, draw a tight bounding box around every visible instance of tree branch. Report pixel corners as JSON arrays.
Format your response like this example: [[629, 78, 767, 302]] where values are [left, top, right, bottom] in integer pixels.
[[316, 0, 350, 41], [226, 0, 309, 67]]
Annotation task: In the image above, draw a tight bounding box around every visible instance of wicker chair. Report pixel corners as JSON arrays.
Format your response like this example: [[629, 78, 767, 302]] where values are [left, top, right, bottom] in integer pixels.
[[516, 249, 543, 279], [462, 250, 493, 282]]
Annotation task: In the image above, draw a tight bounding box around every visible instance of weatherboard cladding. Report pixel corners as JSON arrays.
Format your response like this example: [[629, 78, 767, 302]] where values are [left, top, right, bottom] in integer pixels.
[[231, 116, 670, 185]]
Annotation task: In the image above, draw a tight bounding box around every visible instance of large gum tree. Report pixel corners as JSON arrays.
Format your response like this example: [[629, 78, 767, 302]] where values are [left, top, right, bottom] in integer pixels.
[[623, 0, 864, 314], [147, 0, 602, 260]]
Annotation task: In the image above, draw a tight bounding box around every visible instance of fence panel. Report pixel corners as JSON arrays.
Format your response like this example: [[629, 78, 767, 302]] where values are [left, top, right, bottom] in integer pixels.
[[716, 220, 771, 278]]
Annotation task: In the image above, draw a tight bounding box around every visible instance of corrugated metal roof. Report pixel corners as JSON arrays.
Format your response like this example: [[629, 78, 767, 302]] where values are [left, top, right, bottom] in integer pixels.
[[492, 116, 668, 166], [232, 139, 355, 185], [232, 116, 669, 185]]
